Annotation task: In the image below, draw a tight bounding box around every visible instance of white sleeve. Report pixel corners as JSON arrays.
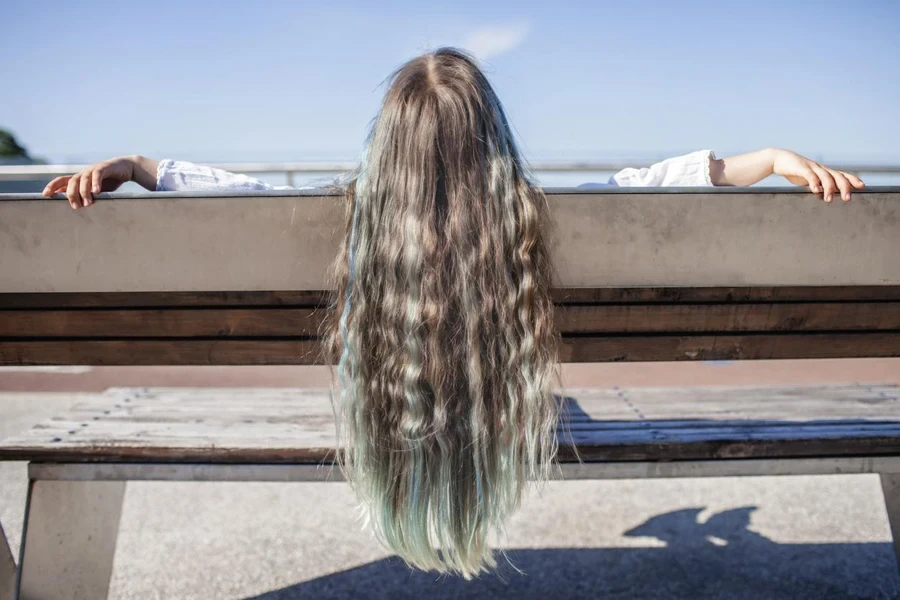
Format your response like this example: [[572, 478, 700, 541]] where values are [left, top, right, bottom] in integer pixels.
[[606, 150, 716, 187], [155, 159, 294, 192]]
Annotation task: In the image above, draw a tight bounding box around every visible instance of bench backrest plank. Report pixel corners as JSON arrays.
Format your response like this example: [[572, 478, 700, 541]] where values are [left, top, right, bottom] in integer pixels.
[[1, 286, 899, 365], [2, 190, 898, 365]]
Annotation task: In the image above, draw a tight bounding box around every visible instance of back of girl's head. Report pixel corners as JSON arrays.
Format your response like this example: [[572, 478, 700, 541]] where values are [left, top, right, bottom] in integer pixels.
[[325, 47, 561, 579]]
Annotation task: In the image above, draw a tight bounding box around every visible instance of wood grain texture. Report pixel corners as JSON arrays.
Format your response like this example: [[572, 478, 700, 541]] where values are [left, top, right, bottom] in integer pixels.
[[4, 286, 900, 309], [0, 290, 330, 309], [3, 331, 899, 365], [3, 301, 898, 337], [557, 332, 900, 362], [1, 385, 897, 464]]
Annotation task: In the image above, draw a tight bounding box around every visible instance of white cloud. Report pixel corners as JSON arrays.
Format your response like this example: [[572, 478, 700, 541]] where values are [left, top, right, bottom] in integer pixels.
[[460, 23, 531, 61]]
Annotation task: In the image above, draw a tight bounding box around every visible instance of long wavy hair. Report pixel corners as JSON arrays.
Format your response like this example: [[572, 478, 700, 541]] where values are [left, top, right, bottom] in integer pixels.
[[323, 47, 562, 578]]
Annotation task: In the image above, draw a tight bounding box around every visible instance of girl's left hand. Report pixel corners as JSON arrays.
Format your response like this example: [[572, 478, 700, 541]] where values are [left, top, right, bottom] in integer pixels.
[[772, 149, 865, 203]]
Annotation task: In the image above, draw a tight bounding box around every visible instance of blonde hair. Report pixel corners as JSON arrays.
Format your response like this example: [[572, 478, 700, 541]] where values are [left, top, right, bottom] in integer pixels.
[[324, 47, 561, 578]]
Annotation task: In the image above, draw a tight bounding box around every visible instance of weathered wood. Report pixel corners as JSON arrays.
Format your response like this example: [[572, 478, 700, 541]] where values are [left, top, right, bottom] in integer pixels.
[[2, 190, 899, 293], [549, 286, 900, 304], [0, 290, 330, 309], [557, 332, 900, 362], [4, 286, 900, 309], [553, 302, 900, 333], [3, 331, 899, 365], [26, 457, 900, 483], [0, 308, 327, 337], [3, 301, 898, 338], [1, 385, 898, 464], [564, 385, 900, 420], [0, 339, 323, 366]]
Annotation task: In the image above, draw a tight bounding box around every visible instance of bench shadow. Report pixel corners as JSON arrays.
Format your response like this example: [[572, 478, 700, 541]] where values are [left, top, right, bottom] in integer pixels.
[[246, 505, 899, 599], [246, 395, 899, 600]]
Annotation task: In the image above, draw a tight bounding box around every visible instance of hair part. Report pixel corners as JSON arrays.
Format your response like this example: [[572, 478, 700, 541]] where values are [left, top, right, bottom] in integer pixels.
[[323, 47, 561, 578]]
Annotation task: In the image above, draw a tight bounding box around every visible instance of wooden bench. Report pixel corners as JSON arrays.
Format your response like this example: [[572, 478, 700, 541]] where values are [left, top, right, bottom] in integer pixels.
[[0, 385, 899, 598], [1, 187, 898, 598]]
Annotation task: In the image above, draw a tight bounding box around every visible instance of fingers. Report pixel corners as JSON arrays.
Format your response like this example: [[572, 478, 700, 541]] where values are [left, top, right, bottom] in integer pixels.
[[66, 174, 83, 209], [42, 175, 71, 197], [842, 171, 866, 190], [45, 168, 107, 209], [80, 171, 93, 206], [91, 169, 104, 196], [810, 163, 836, 202], [828, 168, 852, 202], [798, 167, 821, 194], [800, 161, 864, 203], [43, 171, 89, 209]]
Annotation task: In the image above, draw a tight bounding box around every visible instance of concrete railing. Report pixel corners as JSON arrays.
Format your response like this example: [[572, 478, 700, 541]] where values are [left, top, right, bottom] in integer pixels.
[[1, 188, 898, 293]]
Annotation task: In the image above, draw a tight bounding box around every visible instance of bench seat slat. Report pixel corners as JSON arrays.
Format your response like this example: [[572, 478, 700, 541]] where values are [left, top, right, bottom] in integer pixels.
[[1, 385, 897, 464]]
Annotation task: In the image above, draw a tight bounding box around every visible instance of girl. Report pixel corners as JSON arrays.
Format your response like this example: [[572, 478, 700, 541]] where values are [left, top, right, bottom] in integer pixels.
[[42, 48, 865, 578]]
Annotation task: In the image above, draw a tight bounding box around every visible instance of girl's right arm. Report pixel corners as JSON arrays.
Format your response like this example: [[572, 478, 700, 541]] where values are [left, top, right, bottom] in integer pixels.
[[43, 155, 289, 209]]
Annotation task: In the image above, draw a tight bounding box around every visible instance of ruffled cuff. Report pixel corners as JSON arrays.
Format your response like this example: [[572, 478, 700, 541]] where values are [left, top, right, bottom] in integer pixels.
[[679, 149, 715, 187], [155, 159, 174, 191]]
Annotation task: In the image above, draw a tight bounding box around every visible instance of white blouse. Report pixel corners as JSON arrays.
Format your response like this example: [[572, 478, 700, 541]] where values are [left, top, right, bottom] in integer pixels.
[[156, 150, 716, 192]]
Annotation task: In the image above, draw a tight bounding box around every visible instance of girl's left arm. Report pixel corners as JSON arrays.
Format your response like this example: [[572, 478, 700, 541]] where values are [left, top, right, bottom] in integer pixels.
[[711, 148, 865, 202], [602, 148, 865, 203]]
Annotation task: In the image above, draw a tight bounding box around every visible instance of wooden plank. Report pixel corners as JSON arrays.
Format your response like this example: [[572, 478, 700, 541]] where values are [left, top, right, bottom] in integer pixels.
[[3, 331, 899, 365], [3, 302, 898, 337], [15, 418, 900, 444], [0, 340, 323, 366], [0, 308, 327, 337], [0, 290, 330, 309], [2, 191, 899, 293], [4, 286, 900, 309], [1, 385, 898, 464], [552, 302, 900, 333], [2, 436, 898, 464], [43, 384, 897, 422], [550, 286, 900, 304], [558, 332, 900, 362], [566, 384, 900, 421]]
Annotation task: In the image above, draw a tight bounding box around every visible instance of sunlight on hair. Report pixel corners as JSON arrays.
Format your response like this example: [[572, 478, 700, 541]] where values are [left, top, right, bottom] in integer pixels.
[[323, 47, 562, 578]]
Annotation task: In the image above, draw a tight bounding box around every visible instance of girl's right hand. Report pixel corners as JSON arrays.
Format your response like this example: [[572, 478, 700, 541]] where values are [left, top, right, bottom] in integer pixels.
[[43, 157, 135, 209], [42, 155, 159, 209]]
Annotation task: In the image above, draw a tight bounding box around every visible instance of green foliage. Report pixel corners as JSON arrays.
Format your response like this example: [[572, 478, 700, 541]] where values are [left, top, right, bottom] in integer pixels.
[[0, 129, 28, 158]]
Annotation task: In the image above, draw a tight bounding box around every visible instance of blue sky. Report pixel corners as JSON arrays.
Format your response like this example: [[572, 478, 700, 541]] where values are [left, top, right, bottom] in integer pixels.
[[2, 0, 899, 173]]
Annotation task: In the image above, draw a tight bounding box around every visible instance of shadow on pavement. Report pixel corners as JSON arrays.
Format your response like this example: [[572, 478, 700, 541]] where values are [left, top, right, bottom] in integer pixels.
[[246, 505, 900, 600]]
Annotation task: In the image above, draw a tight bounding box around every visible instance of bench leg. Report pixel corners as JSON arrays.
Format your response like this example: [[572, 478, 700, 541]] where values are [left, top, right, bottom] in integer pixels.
[[16, 479, 125, 600], [1, 521, 15, 600], [882, 472, 900, 571]]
